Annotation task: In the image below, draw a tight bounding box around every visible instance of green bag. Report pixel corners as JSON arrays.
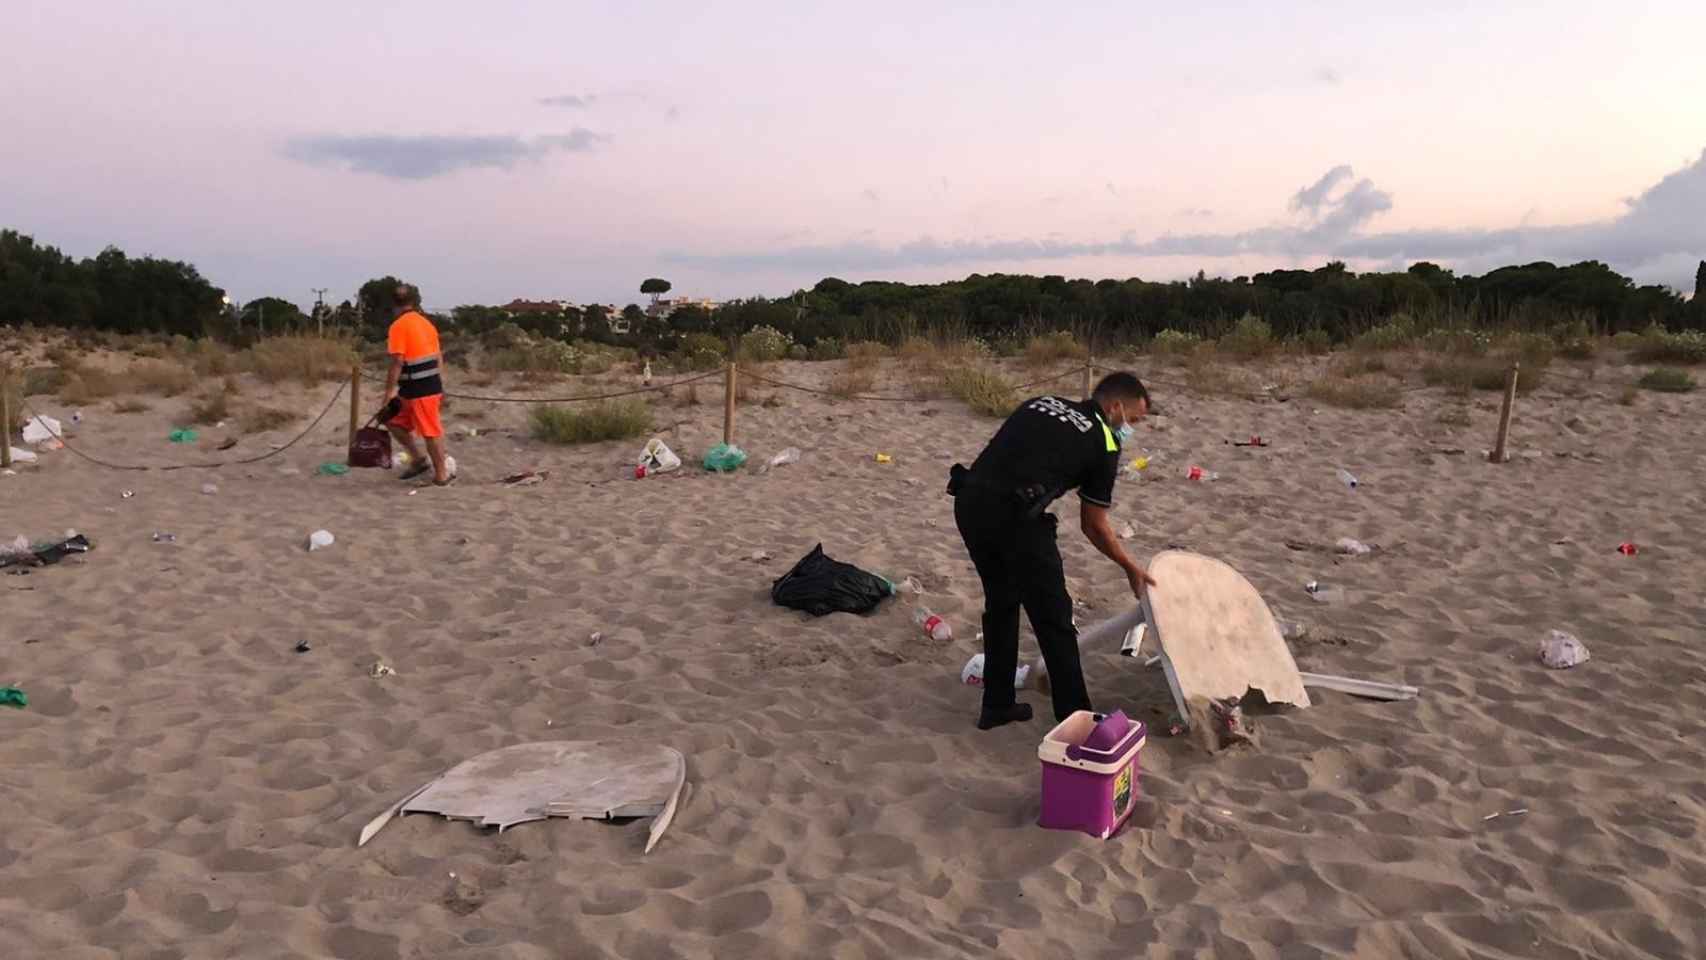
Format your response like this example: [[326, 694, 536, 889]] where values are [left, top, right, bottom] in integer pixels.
[[168, 428, 198, 444], [317, 462, 351, 477], [702, 443, 748, 473], [0, 686, 26, 709]]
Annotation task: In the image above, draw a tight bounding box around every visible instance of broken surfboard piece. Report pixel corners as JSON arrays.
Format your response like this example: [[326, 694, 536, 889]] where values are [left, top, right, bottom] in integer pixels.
[[357, 741, 686, 853], [1140, 549, 1312, 726]]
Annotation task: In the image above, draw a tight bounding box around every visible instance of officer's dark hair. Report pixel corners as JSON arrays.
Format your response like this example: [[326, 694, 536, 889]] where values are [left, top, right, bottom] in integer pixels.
[[1091, 371, 1149, 407], [392, 283, 420, 309]]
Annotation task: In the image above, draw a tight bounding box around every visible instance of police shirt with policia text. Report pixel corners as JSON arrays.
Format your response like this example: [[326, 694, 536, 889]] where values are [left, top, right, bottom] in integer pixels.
[[968, 395, 1122, 510]]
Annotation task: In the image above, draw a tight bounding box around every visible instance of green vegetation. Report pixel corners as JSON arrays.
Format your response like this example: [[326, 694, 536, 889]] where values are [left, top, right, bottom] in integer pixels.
[[1628, 326, 1706, 364], [1304, 374, 1403, 409], [1636, 367, 1696, 392], [945, 367, 1018, 417], [529, 399, 653, 444]]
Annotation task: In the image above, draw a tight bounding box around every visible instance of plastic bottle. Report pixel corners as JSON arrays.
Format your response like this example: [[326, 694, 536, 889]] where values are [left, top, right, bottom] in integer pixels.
[[1337, 468, 1359, 489], [914, 606, 953, 641], [1186, 465, 1219, 481]]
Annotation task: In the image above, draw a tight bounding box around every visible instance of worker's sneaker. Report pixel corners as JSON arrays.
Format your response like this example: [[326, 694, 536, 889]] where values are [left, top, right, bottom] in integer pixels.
[[976, 703, 1034, 730]]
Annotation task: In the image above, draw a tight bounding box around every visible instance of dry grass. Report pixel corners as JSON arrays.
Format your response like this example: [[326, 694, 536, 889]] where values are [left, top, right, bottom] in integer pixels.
[[186, 341, 246, 378], [945, 366, 1017, 417], [1305, 373, 1404, 409], [845, 342, 890, 370], [1023, 331, 1086, 367], [240, 405, 298, 433], [1420, 355, 1544, 395], [674, 383, 703, 407], [131, 359, 195, 396], [1182, 355, 1259, 397], [112, 398, 152, 414], [829, 366, 878, 398], [1436, 406, 1471, 428], [529, 399, 653, 445], [186, 388, 233, 425], [1618, 386, 1639, 405], [251, 335, 354, 384], [59, 367, 124, 404]]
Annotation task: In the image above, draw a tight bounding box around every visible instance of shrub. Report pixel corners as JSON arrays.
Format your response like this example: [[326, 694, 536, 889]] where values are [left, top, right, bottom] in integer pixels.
[[675, 333, 728, 371], [131, 359, 195, 396], [806, 337, 846, 361], [529, 399, 654, 444], [842, 339, 887, 366], [112, 398, 152, 414], [1419, 328, 1491, 356], [897, 336, 937, 363], [481, 322, 531, 350], [1304, 375, 1403, 409], [787, 344, 809, 361], [1629, 327, 1706, 365], [1421, 356, 1543, 394], [1353, 316, 1418, 352], [945, 366, 1017, 417], [1024, 331, 1086, 366], [241, 405, 298, 433], [186, 340, 245, 377], [1149, 329, 1202, 356], [1610, 330, 1642, 350], [738, 325, 793, 363], [250, 335, 352, 384], [1217, 314, 1274, 358], [1499, 332, 1556, 367], [186, 388, 233, 425], [59, 369, 123, 405], [829, 367, 877, 397], [1298, 328, 1332, 355], [1637, 368, 1696, 392]]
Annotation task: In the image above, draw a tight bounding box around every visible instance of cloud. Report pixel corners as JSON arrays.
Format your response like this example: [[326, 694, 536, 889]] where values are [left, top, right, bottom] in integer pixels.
[[539, 94, 597, 108], [660, 150, 1706, 289], [861, 188, 880, 204], [1106, 182, 1120, 197], [1315, 66, 1343, 86], [283, 129, 604, 180]]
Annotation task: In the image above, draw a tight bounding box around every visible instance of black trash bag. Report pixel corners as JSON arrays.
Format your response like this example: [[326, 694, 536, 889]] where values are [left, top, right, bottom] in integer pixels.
[[771, 543, 892, 617]]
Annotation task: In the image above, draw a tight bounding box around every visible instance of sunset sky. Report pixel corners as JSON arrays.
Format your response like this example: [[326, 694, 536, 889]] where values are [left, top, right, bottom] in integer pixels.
[[5, 1, 1704, 308]]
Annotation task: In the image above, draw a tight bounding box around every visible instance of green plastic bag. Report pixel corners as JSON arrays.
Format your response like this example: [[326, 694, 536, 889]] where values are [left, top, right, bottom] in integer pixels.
[[168, 428, 198, 444], [702, 443, 748, 473], [317, 462, 350, 477], [0, 686, 25, 709]]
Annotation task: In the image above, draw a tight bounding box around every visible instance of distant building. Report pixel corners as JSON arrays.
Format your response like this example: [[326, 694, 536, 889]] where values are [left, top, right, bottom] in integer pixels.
[[646, 296, 721, 320]]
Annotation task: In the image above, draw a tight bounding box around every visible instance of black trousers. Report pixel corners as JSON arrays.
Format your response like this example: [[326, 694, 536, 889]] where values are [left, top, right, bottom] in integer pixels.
[[954, 490, 1092, 722]]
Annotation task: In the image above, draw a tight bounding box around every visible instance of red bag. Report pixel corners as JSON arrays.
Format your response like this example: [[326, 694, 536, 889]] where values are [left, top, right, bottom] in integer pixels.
[[348, 426, 392, 469]]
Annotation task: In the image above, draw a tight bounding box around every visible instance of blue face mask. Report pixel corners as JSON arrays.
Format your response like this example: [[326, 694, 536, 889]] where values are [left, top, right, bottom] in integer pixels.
[[1115, 422, 1135, 445]]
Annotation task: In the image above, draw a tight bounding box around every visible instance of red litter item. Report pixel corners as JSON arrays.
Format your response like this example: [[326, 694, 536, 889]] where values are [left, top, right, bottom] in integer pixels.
[[1187, 465, 1204, 481], [1617, 542, 1638, 556], [634, 464, 648, 480]]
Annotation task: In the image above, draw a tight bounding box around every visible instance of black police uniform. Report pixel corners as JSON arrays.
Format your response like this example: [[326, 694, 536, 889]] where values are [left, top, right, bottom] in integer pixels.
[[949, 395, 1121, 723]]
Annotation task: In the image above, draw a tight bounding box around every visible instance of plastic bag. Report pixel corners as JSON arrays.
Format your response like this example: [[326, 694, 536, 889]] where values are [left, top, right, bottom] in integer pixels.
[[771, 543, 892, 617], [1538, 630, 1589, 669], [758, 447, 801, 474], [961, 653, 1032, 689], [703, 442, 748, 473], [640, 438, 682, 474], [22, 415, 60, 445]]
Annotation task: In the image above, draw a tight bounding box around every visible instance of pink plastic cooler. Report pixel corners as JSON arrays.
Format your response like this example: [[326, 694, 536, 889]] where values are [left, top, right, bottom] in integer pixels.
[[1037, 710, 1146, 839]]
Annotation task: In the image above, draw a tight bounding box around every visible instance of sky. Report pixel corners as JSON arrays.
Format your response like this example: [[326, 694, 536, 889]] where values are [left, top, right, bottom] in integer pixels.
[[4, 1, 1705, 310]]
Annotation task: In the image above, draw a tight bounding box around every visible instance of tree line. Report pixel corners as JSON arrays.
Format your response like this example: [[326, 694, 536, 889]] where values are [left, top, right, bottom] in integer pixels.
[[3, 227, 1702, 352]]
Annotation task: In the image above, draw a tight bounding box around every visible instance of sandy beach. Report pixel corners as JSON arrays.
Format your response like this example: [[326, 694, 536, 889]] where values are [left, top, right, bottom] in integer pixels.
[[3, 353, 1704, 959]]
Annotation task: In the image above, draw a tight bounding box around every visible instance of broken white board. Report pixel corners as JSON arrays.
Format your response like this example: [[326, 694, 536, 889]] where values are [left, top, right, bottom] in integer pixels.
[[358, 741, 686, 853], [1140, 550, 1311, 723]]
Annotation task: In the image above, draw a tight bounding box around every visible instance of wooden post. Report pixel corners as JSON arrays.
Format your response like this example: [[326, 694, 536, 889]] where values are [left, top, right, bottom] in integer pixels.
[[348, 361, 362, 449], [1082, 352, 1095, 398], [722, 359, 738, 446], [1, 368, 12, 469], [1490, 362, 1518, 464]]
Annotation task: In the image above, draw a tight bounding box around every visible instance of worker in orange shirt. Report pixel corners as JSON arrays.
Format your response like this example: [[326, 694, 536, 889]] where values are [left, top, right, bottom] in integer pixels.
[[383, 284, 454, 485]]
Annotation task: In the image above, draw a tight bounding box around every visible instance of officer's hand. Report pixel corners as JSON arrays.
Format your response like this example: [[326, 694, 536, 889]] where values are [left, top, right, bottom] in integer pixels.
[[1126, 565, 1157, 599]]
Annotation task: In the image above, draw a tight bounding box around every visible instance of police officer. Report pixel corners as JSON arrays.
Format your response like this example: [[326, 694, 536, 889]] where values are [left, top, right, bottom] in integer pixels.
[[949, 372, 1155, 730]]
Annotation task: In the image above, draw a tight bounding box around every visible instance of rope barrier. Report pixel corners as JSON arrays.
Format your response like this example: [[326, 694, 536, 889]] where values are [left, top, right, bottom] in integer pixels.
[[16, 380, 348, 472], [356, 367, 723, 404]]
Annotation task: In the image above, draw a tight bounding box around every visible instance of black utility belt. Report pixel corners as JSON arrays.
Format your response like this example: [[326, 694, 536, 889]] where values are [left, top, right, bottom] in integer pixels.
[[948, 464, 1054, 517]]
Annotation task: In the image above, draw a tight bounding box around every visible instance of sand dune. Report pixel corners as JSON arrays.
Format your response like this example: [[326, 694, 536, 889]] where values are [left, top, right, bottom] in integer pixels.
[[3, 356, 1703, 959]]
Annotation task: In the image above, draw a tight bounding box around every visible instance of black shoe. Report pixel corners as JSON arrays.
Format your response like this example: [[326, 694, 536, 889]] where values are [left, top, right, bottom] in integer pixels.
[[976, 703, 1034, 730]]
